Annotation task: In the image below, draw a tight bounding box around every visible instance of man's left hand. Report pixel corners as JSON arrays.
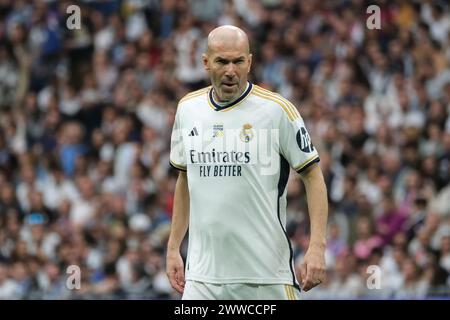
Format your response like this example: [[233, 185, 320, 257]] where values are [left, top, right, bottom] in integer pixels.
[[300, 246, 326, 292]]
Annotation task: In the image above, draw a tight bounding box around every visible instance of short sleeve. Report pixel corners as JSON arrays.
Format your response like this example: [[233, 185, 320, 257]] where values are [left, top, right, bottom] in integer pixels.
[[169, 108, 187, 171], [279, 111, 320, 174]]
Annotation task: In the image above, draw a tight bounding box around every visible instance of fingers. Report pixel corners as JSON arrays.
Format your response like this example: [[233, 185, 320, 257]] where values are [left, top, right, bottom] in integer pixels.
[[167, 270, 178, 293], [167, 267, 185, 294], [166, 255, 185, 294], [301, 260, 326, 292], [175, 266, 185, 292], [301, 263, 315, 292], [300, 262, 307, 288]]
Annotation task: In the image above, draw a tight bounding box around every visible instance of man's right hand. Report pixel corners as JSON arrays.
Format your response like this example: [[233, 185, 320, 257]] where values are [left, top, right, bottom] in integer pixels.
[[166, 251, 185, 294]]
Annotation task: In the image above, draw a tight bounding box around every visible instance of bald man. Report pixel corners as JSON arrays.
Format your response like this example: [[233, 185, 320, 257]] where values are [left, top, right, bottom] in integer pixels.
[[167, 25, 328, 300], [203, 25, 251, 103]]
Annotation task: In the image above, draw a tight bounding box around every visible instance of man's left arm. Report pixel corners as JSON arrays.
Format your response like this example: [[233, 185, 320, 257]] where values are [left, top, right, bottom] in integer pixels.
[[299, 162, 328, 292], [275, 98, 328, 291]]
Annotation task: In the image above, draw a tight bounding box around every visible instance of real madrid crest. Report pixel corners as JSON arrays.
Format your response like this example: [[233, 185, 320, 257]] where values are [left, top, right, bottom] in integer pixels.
[[239, 123, 254, 142]]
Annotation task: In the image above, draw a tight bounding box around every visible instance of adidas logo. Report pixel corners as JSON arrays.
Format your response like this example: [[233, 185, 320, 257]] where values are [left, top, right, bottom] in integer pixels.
[[188, 127, 199, 136]]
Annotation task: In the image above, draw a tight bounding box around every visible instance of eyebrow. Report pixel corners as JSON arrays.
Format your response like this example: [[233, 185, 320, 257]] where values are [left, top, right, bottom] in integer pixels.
[[214, 56, 246, 62]]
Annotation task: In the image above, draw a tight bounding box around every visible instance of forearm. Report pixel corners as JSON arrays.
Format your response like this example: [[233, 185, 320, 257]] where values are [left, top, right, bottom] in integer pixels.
[[301, 165, 328, 249], [168, 172, 190, 252]]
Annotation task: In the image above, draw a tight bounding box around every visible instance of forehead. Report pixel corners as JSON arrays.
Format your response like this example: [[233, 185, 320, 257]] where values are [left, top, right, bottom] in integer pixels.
[[208, 40, 249, 59], [210, 50, 248, 61]]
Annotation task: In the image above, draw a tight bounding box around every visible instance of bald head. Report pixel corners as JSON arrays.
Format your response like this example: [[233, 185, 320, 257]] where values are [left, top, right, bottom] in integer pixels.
[[202, 25, 252, 103], [206, 25, 250, 55]]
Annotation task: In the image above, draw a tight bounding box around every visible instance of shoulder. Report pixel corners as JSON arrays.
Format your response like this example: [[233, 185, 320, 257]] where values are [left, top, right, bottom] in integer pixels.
[[178, 86, 211, 107], [250, 84, 301, 122]]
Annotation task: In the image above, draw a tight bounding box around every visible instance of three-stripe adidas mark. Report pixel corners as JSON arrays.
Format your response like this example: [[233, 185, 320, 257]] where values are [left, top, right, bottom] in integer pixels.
[[188, 127, 199, 136]]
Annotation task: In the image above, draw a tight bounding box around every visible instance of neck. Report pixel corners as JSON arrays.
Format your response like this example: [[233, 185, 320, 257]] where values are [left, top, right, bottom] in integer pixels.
[[213, 82, 248, 105]]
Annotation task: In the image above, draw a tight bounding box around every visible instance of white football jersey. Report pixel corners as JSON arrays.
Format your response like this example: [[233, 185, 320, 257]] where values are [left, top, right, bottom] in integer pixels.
[[170, 82, 320, 288]]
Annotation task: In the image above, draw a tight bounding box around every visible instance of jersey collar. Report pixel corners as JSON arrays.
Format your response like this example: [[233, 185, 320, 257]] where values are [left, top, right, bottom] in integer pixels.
[[208, 81, 253, 111]]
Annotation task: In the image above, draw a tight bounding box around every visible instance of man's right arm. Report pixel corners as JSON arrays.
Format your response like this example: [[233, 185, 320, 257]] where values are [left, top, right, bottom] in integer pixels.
[[166, 171, 189, 294]]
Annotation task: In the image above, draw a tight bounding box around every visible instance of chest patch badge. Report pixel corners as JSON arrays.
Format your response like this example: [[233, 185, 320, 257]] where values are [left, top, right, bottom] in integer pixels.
[[212, 124, 224, 138], [239, 123, 254, 143]]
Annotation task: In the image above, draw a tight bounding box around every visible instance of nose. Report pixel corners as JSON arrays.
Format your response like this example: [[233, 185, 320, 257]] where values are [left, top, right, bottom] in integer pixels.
[[224, 62, 236, 77]]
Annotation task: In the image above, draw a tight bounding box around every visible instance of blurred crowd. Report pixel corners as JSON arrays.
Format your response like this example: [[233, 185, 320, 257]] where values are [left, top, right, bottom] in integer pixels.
[[0, 0, 449, 299]]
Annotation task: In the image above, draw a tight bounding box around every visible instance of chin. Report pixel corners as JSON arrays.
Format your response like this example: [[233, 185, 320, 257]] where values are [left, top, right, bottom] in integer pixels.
[[223, 94, 237, 102]]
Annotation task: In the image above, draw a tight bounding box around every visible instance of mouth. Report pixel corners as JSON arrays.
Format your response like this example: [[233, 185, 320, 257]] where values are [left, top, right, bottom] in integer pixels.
[[222, 82, 237, 89]]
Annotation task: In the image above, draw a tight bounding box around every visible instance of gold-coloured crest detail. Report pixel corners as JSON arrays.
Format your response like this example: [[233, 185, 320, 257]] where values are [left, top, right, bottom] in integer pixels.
[[240, 123, 254, 142]]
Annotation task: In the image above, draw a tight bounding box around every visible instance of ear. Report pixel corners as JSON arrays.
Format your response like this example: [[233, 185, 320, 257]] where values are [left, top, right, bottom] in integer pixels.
[[202, 53, 210, 71], [247, 54, 252, 73]]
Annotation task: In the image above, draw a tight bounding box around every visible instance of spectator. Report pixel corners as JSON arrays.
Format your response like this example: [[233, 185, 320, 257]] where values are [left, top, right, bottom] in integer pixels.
[[353, 215, 383, 261], [326, 254, 364, 299], [394, 257, 429, 299], [0, 262, 20, 299], [376, 194, 408, 246]]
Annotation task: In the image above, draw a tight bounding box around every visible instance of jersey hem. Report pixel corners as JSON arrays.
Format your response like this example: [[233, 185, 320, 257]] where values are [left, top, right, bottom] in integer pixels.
[[169, 160, 187, 171], [186, 274, 299, 286]]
